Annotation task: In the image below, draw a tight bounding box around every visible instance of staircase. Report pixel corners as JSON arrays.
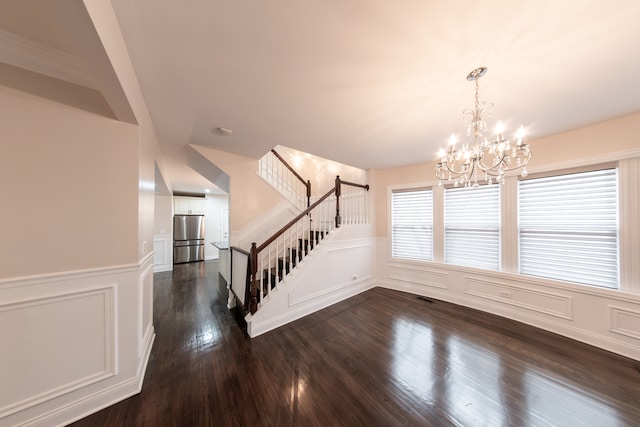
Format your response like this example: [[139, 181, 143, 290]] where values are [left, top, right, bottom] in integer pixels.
[[230, 149, 370, 320]]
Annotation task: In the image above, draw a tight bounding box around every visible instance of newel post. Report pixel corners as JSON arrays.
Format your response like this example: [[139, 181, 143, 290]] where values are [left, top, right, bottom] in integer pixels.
[[306, 179, 311, 208], [335, 175, 342, 228], [249, 242, 258, 314]]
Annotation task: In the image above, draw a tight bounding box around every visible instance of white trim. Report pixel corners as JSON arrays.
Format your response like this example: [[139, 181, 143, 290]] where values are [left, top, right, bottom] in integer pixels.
[[0, 285, 117, 419], [609, 305, 640, 340], [0, 263, 139, 288], [21, 376, 141, 427], [249, 278, 375, 337], [153, 234, 173, 273], [523, 148, 640, 176], [388, 262, 449, 290], [138, 325, 156, 386], [0, 257, 156, 426], [289, 275, 374, 306], [619, 157, 640, 293], [394, 259, 640, 303], [463, 276, 574, 320], [137, 260, 154, 358]]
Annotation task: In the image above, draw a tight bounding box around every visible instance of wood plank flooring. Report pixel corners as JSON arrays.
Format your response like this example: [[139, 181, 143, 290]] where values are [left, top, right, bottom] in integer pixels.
[[69, 260, 640, 426]]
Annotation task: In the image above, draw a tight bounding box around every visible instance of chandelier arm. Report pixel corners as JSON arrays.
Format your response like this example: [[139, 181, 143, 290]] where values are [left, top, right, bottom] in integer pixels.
[[440, 161, 471, 179], [477, 154, 506, 175]]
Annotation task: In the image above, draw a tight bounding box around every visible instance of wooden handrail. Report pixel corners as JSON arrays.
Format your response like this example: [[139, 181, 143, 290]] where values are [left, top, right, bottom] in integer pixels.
[[270, 149, 312, 208], [340, 179, 370, 191], [256, 187, 335, 253]]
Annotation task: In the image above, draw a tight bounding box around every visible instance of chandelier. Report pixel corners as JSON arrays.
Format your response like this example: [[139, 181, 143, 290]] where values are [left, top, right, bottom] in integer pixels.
[[436, 67, 531, 187]]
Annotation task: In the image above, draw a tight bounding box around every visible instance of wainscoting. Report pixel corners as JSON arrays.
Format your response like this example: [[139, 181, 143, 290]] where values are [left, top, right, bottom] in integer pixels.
[[0, 255, 155, 427], [246, 226, 376, 337], [153, 234, 172, 273], [378, 238, 640, 361]]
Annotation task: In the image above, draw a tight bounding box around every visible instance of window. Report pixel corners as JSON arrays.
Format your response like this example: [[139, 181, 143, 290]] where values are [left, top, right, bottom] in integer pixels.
[[391, 189, 432, 261], [518, 168, 618, 289], [445, 185, 500, 270]]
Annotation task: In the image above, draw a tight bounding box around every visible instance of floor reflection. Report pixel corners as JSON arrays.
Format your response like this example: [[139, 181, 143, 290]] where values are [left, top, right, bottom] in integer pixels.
[[445, 335, 505, 426], [391, 318, 436, 403], [523, 369, 623, 427]]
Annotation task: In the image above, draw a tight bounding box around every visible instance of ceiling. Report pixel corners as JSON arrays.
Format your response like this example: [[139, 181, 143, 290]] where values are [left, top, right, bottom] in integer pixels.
[[2, 1, 640, 194]]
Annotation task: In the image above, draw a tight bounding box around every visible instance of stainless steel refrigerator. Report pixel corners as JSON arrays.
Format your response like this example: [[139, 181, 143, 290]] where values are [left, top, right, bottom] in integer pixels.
[[173, 215, 205, 263]]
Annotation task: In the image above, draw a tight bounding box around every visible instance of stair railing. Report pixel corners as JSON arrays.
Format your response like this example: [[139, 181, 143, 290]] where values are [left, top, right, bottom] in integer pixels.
[[258, 149, 311, 209], [245, 176, 369, 314]]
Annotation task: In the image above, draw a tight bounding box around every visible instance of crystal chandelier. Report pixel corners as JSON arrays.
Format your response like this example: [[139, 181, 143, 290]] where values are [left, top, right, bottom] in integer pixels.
[[436, 67, 531, 187]]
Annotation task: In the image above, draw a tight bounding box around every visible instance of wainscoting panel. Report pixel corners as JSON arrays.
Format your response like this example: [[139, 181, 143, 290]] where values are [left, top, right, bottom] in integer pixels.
[[388, 262, 448, 291], [139, 257, 154, 359], [464, 276, 573, 320], [609, 305, 640, 340], [0, 259, 155, 427], [0, 286, 116, 419], [153, 234, 172, 273]]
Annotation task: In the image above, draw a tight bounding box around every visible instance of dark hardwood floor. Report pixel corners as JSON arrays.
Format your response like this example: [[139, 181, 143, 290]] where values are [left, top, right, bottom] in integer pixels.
[[70, 260, 640, 426]]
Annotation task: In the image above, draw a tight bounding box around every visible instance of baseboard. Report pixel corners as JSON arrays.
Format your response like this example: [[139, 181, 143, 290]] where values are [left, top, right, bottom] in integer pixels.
[[248, 277, 375, 337], [138, 326, 156, 386], [153, 264, 172, 273], [23, 377, 142, 427]]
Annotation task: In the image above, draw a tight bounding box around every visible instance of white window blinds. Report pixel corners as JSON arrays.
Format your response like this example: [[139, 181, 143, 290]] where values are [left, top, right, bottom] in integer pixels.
[[518, 168, 618, 289], [391, 189, 433, 261], [445, 185, 500, 270]]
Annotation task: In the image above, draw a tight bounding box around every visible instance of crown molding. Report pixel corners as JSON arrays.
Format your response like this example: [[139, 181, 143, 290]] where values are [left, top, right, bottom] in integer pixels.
[[0, 28, 96, 89]]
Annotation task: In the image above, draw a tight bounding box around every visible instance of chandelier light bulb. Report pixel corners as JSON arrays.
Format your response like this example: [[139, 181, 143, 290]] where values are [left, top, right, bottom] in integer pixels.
[[496, 121, 505, 139], [516, 125, 526, 146], [449, 134, 457, 146]]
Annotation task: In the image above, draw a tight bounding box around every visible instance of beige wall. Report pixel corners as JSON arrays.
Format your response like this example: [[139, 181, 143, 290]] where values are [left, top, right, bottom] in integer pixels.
[[372, 112, 640, 237], [84, 0, 163, 262], [154, 194, 173, 235], [0, 85, 139, 278], [191, 145, 283, 234]]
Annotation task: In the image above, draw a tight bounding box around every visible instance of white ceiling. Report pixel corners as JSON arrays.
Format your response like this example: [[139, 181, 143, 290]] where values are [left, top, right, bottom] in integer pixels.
[[3, 1, 640, 194]]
